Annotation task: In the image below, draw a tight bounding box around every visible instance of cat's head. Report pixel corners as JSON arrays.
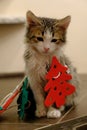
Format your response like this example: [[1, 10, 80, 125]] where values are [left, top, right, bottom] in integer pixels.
[[25, 11, 71, 55]]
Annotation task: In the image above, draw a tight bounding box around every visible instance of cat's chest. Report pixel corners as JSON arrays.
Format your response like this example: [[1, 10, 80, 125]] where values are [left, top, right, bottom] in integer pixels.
[[29, 55, 50, 73], [36, 56, 50, 72]]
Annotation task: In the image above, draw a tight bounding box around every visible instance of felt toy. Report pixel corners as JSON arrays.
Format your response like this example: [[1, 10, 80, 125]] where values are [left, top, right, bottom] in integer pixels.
[[44, 56, 76, 107], [17, 77, 29, 119], [0, 77, 36, 120], [17, 77, 36, 119]]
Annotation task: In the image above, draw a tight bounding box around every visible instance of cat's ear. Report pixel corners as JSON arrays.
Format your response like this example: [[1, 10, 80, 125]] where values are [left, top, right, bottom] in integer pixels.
[[55, 16, 71, 30], [26, 11, 42, 26]]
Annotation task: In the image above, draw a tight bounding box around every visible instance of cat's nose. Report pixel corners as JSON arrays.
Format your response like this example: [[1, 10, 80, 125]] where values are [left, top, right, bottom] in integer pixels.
[[44, 47, 49, 52]]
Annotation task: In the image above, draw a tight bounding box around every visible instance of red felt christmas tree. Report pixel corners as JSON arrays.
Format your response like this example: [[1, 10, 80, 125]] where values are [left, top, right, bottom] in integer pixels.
[[44, 56, 75, 108]]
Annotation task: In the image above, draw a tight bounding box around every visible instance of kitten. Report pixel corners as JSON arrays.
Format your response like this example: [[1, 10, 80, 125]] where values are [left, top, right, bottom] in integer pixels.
[[24, 11, 79, 118]]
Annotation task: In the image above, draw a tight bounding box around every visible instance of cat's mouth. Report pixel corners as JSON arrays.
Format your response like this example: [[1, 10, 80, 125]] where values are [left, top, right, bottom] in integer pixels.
[[42, 49, 49, 53], [42, 51, 50, 55], [43, 51, 49, 54]]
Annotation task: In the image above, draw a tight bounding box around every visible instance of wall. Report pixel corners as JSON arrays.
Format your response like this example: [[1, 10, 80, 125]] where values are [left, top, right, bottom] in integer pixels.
[[0, 0, 87, 74]]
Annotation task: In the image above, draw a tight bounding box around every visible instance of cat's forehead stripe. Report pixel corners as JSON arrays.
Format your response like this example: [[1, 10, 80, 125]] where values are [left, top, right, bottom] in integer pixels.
[[44, 30, 52, 39]]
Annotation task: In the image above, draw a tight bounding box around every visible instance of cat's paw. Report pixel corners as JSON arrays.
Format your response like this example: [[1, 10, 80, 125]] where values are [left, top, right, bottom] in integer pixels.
[[35, 104, 47, 118], [47, 107, 61, 118]]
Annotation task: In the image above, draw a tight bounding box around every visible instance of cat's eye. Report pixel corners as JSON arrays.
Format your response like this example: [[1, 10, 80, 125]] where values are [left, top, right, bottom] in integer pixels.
[[51, 39, 58, 43], [37, 37, 43, 42]]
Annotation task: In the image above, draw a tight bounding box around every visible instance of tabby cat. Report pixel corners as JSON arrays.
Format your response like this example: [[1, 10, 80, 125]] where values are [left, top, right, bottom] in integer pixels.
[[24, 11, 79, 118]]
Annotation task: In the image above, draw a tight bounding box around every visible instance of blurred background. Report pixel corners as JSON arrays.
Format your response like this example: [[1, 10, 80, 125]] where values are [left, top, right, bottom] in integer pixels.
[[0, 0, 87, 75]]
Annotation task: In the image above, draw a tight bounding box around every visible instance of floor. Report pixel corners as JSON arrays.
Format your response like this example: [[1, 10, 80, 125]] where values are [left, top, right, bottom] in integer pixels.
[[0, 74, 87, 130]]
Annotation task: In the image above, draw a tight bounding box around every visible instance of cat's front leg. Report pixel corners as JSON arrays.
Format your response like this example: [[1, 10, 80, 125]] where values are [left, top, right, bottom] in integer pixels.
[[35, 103, 47, 118], [29, 76, 47, 117]]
